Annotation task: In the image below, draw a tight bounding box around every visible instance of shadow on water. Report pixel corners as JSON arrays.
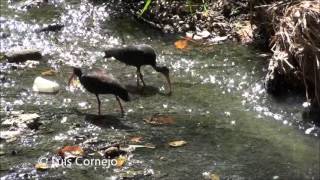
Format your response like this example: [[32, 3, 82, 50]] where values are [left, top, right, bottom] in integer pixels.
[[125, 84, 160, 97], [84, 113, 132, 130], [71, 108, 132, 129], [302, 108, 320, 126]]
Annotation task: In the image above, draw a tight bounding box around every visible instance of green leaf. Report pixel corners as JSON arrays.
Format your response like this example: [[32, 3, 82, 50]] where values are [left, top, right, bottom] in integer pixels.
[[139, 0, 152, 16]]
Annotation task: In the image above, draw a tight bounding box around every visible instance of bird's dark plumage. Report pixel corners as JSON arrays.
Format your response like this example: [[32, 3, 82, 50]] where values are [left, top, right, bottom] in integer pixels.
[[69, 67, 129, 116], [105, 45, 157, 67], [104, 44, 172, 94]]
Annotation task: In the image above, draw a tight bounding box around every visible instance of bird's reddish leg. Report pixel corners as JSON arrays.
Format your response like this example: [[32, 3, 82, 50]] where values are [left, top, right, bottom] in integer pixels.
[[96, 94, 101, 115], [136, 69, 140, 88], [137, 67, 146, 87], [115, 96, 124, 116]]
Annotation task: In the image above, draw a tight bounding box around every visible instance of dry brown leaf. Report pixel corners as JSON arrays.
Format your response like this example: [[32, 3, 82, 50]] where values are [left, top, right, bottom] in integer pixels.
[[174, 39, 188, 49], [116, 155, 126, 167], [41, 69, 56, 76], [169, 140, 187, 147], [211, 174, 220, 180], [202, 11, 209, 17], [70, 78, 81, 88], [35, 163, 49, 170], [129, 136, 143, 143], [128, 143, 156, 149], [144, 114, 175, 125], [58, 145, 84, 158], [144, 143, 156, 149]]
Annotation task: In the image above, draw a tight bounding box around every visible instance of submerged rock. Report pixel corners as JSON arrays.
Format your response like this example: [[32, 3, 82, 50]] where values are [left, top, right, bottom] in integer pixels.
[[5, 49, 42, 63], [18, 0, 48, 10], [39, 24, 64, 32], [0, 32, 10, 39], [0, 130, 21, 142], [2, 113, 40, 129], [32, 76, 60, 93]]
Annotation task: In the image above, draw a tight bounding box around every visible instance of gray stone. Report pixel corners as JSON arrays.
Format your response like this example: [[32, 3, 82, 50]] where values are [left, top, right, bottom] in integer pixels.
[[2, 113, 40, 129], [39, 24, 64, 32], [5, 49, 42, 63]]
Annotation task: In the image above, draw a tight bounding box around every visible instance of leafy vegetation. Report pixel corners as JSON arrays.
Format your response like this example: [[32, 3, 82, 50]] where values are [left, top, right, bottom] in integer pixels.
[[139, 0, 209, 16], [139, 0, 152, 16]]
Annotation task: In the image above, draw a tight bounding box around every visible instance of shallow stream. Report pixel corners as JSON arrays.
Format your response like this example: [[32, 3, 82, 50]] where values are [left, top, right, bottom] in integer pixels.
[[0, 0, 319, 179]]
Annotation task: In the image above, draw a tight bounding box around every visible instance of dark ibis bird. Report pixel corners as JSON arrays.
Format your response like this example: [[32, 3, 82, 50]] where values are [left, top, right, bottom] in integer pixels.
[[104, 44, 172, 95], [68, 67, 130, 116]]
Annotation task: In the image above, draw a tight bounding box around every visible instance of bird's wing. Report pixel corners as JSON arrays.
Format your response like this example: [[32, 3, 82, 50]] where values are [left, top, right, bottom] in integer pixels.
[[89, 67, 107, 75], [85, 71, 123, 88], [119, 46, 145, 57], [114, 45, 155, 65]]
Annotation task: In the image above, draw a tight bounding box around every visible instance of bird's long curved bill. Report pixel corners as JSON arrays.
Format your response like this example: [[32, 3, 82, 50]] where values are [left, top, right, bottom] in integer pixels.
[[68, 73, 75, 86], [164, 74, 172, 95]]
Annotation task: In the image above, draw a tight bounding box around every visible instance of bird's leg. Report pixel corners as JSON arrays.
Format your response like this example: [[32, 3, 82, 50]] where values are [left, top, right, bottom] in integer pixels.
[[138, 67, 146, 87], [115, 96, 124, 116], [96, 94, 101, 115], [136, 69, 140, 88]]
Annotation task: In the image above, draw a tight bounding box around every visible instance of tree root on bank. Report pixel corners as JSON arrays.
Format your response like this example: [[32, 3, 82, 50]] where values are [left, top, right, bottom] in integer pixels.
[[256, 0, 320, 109]]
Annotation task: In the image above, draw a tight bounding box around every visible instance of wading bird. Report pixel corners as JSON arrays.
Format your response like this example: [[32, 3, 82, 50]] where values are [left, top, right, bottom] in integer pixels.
[[68, 67, 130, 116], [104, 44, 172, 95]]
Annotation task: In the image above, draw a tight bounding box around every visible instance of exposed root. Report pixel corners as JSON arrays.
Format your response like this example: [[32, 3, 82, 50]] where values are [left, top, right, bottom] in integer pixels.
[[258, 0, 320, 108]]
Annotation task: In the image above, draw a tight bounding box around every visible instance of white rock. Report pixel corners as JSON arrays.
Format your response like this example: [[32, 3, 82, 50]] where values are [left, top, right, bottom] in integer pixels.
[[209, 36, 229, 43], [305, 127, 315, 135], [32, 76, 60, 93], [302, 101, 311, 108], [61, 117, 67, 123], [193, 35, 203, 40], [0, 130, 21, 140], [185, 31, 194, 39], [197, 30, 211, 38]]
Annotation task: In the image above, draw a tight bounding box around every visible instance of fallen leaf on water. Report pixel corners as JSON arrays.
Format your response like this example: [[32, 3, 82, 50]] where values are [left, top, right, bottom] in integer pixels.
[[35, 163, 49, 170], [174, 39, 188, 49], [211, 174, 220, 180], [202, 10, 209, 17], [70, 78, 81, 88], [169, 140, 187, 147], [129, 136, 143, 143], [58, 145, 84, 158], [144, 143, 156, 149], [0, 151, 5, 156], [144, 114, 175, 125], [41, 69, 56, 76], [127, 143, 156, 150], [116, 155, 126, 167]]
